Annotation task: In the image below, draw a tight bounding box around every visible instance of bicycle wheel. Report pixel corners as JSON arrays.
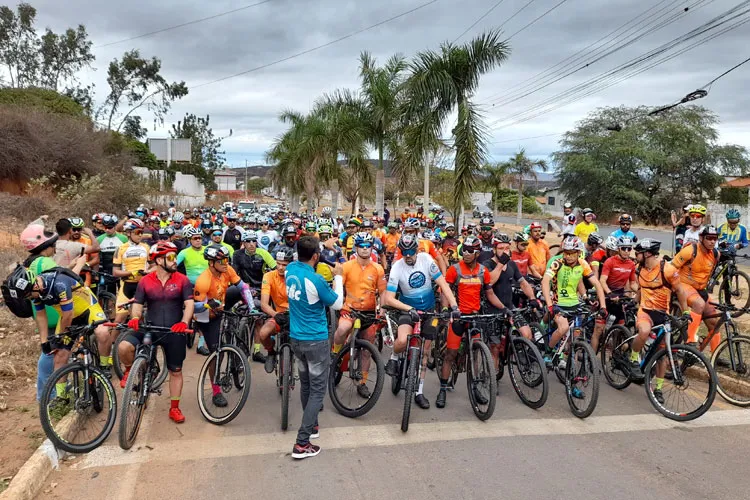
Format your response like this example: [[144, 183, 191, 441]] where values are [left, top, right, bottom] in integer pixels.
[[111, 329, 128, 380], [466, 341, 497, 420], [237, 318, 252, 357], [390, 357, 403, 395], [644, 344, 716, 421], [329, 339, 384, 418], [720, 270, 750, 318], [600, 325, 633, 390], [401, 353, 418, 432], [98, 291, 117, 321], [280, 345, 292, 431], [197, 346, 251, 425], [711, 335, 750, 406], [508, 336, 548, 409], [150, 345, 169, 391], [119, 356, 148, 449], [39, 363, 116, 454], [566, 340, 599, 418]]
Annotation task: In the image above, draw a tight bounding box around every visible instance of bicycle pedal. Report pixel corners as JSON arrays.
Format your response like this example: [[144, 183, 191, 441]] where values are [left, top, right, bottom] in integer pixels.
[[153, 389, 163, 396]]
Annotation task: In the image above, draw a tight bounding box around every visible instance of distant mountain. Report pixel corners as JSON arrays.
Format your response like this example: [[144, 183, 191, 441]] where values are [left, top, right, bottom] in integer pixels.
[[226, 165, 273, 179]]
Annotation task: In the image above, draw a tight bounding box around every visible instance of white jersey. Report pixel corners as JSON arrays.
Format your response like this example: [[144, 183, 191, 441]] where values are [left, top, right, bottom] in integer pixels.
[[683, 226, 703, 246], [386, 252, 442, 311], [256, 230, 278, 251]]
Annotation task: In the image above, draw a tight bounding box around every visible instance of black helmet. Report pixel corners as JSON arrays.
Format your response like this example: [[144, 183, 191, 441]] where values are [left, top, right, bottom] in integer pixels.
[[282, 224, 297, 237], [479, 217, 494, 227], [274, 248, 295, 263], [493, 233, 511, 245], [203, 244, 230, 261], [700, 225, 719, 237], [397, 233, 419, 253], [6, 264, 36, 296], [587, 233, 603, 246], [634, 239, 661, 255]]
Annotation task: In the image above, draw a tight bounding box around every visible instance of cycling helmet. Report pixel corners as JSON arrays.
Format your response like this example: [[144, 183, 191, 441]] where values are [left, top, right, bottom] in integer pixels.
[[563, 202, 572, 209], [397, 233, 419, 253], [148, 215, 160, 223], [354, 233, 374, 248], [561, 237, 582, 252], [479, 217, 494, 227], [149, 241, 178, 261], [7, 264, 36, 295], [282, 224, 297, 237], [20, 219, 58, 253], [159, 211, 168, 218], [305, 221, 317, 233], [275, 248, 295, 263], [362, 219, 374, 229], [68, 217, 85, 229], [158, 226, 175, 238], [247, 214, 258, 224], [226, 211, 239, 221], [689, 205, 707, 216], [587, 233, 603, 246], [726, 209, 741, 221], [318, 224, 333, 236], [529, 221, 542, 230], [700, 225, 719, 237], [321, 206, 331, 216], [91, 213, 103, 223], [200, 219, 213, 229], [183, 226, 201, 239], [204, 244, 230, 261], [494, 233, 511, 245], [102, 214, 118, 228], [604, 235, 618, 251], [618, 213, 633, 224], [582, 208, 594, 216], [292, 217, 302, 226], [467, 222, 477, 230], [404, 218, 420, 230], [513, 232, 529, 243], [387, 221, 400, 230], [242, 230, 257, 242], [172, 212, 184, 223], [463, 236, 482, 252], [169, 201, 175, 207], [445, 223, 455, 231], [123, 218, 145, 231], [420, 229, 434, 241], [634, 238, 661, 255], [617, 236, 633, 248], [563, 213, 576, 225]]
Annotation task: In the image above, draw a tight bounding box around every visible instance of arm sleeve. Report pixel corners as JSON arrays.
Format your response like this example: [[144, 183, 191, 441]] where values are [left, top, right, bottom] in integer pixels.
[[741, 226, 749, 248], [260, 249, 277, 270], [176, 250, 186, 266], [330, 275, 344, 311], [580, 259, 594, 279]]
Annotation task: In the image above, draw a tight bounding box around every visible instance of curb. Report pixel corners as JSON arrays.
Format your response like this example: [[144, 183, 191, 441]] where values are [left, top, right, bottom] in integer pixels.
[[1, 439, 64, 500]]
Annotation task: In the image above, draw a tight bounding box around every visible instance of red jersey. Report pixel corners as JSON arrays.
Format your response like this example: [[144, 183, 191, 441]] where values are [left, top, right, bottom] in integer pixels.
[[444, 261, 491, 314], [601, 256, 636, 291], [511, 250, 530, 276]]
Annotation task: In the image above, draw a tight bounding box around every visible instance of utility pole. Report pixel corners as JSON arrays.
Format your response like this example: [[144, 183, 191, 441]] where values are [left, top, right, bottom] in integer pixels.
[[244, 159, 248, 197]]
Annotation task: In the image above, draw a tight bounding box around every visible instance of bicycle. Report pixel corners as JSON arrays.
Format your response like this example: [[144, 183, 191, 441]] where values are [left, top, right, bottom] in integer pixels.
[[90, 270, 119, 320], [599, 312, 717, 421], [39, 320, 117, 453], [268, 312, 295, 431], [196, 305, 253, 425], [111, 302, 166, 389], [329, 309, 385, 418], [709, 243, 750, 317], [117, 323, 193, 449]]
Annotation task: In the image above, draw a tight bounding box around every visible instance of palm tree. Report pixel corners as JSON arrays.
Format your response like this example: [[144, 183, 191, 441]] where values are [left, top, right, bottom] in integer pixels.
[[358, 51, 407, 216], [479, 161, 509, 214], [397, 29, 510, 219], [503, 148, 548, 223]]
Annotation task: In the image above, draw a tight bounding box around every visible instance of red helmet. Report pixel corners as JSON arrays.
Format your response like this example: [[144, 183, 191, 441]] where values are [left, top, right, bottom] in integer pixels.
[[123, 218, 145, 231], [529, 221, 542, 230], [149, 241, 178, 261]]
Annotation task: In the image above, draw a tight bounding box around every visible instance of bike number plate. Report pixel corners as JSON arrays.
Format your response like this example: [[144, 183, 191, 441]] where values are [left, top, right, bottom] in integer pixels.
[[354, 318, 361, 329]]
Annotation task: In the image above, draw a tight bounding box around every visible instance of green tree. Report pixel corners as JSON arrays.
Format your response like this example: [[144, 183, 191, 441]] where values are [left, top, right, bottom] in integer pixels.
[[39, 25, 95, 90], [170, 113, 225, 171], [244, 177, 268, 195], [553, 105, 750, 223], [122, 115, 147, 140], [397, 29, 510, 216], [0, 87, 84, 116], [502, 149, 547, 223], [100, 49, 188, 131]]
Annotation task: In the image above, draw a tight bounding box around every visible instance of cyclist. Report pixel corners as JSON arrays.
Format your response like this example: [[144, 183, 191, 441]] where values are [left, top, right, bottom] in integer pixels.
[[259, 248, 292, 374], [475, 217, 495, 264], [560, 202, 576, 236], [119, 242, 194, 422], [210, 225, 234, 258], [683, 205, 706, 246], [672, 204, 691, 252], [629, 239, 688, 401], [383, 234, 459, 410], [440, 223, 460, 265], [339, 218, 361, 258], [257, 218, 278, 251], [91, 213, 106, 238], [331, 233, 387, 398], [222, 212, 243, 251], [671, 225, 721, 352], [112, 219, 151, 327], [436, 236, 508, 408], [316, 224, 346, 283], [276, 224, 298, 259], [394, 218, 447, 274], [176, 226, 210, 354], [511, 233, 532, 277], [527, 222, 550, 278], [68, 217, 100, 270], [96, 215, 126, 278], [488, 234, 541, 315], [584, 233, 607, 275], [541, 237, 607, 390], [718, 208, 749, 250], [193, 244, 255, 406], [383, 221, 401, 264], [593, 237, 637, 353], [610, 213, 638, 243], [574, 208, 598, 243], [199, 218, 213, 246]]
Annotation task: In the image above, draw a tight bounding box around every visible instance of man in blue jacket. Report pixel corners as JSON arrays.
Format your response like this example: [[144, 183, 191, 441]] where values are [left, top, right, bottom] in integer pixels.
[[285, 236, 343, 459]]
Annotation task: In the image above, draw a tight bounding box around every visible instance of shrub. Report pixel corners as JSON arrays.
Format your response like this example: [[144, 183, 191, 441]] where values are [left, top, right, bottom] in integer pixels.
[[0, 88, 85, 116]]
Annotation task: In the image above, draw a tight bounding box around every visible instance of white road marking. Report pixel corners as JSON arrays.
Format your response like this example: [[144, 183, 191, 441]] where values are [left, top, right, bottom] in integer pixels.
[[79, 409, 750, 469]]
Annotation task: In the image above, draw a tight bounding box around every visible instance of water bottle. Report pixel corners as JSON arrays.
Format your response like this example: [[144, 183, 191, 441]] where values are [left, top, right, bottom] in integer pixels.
[[534, 329, 545, 344], [144, 332, 152, 346], [605, 314, 616, 330], [643, 330, 657, 351]]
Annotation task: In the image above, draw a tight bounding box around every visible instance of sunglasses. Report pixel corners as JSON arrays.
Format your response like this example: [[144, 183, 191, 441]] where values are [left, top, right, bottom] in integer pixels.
[[463, 248, 478, 254], [480, 226, 493, 231], [212, 231, 223, 237], [215, 258, 229, 265], [563, 251, 579, 256], [356, 243, 373, 249], [191, 236, 202, 241], [402, 249, 417, 257], [704, 236, 718, 241], [165, 253, 177, 262], [133, 230, 143, 235], [620, 247, 632, 251], [620, 223, 631, 226]]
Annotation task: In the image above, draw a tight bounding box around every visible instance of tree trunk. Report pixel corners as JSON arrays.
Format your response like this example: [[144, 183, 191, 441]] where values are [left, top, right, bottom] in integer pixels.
[[330, 179, 340, 218], [290, 194, 300, 213], [423, 162, 430, 211], [375, 142, 385, 215], [516, 177, 524, 225]]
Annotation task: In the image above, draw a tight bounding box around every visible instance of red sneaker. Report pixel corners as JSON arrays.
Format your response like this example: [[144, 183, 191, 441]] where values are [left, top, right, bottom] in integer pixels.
[[120, 368, 130, 389], [169, 407, 185, 423]]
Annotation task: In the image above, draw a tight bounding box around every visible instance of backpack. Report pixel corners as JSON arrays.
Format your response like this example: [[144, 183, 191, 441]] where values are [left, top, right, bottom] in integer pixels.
[[1, 264, 35, 318], [636, 260, 671, 290]]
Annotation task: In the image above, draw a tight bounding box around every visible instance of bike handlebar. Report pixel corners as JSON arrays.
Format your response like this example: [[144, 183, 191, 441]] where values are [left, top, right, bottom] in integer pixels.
[[103, 322, 194, 334]]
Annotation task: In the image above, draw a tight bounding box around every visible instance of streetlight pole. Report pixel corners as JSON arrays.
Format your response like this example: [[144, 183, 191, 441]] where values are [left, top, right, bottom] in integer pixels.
[[244, 159, 248, 197]]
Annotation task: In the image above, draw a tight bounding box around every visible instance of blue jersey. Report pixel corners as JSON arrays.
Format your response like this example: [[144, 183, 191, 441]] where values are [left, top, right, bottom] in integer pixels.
[[718, 223, 749, 249], [285, 261, 339, 341], [386, 253, 442, 310], [610, 228, 638, 243]]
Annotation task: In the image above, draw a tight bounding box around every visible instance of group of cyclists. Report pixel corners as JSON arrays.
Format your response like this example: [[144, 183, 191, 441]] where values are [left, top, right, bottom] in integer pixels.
[[6, 198, 750, 458]]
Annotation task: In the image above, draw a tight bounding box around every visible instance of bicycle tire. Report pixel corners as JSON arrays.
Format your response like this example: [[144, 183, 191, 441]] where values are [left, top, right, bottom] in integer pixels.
[[186, 331, 196, 349], [401, 353, 418, 432], [98, 291, 117, 321], [566, 340, 599, 419], [197, 346, 252, 425], [237, 318, 252, 357], [39, 363, 116, 454], [119, 356, 148, 450], [466, 341, 497, 420], [508, 336, 548, 409], [644, 344, 716, 421], [329, 339, 385, 418], [601, 325, 633, 390], [720, 270, 750, 318], [111, 329, 128, 380], [112, 330, 168, 390], [711, 335, 750, 407], [281, 345, 292, 431]]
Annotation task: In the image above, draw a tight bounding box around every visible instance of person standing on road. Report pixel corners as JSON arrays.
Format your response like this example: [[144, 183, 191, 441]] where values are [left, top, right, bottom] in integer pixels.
[[285, 236, 344, 459]]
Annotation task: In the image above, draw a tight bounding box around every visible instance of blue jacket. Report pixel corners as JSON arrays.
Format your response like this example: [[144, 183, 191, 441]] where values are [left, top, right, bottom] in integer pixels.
[[285, 261, 341, 341]]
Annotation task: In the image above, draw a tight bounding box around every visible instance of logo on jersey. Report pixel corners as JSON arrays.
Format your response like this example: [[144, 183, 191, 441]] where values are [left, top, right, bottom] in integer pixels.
[[286, 276, 302, 301], [408, 271, 426, 288], [261, 236, 270, 245]]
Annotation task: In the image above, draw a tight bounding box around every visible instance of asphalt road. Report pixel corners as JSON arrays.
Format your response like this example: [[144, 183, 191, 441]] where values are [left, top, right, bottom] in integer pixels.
[[37, 344, 750, 500]]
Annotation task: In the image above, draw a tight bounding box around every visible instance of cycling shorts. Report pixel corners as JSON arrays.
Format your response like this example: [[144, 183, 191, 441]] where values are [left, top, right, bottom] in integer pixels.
[[49, 304, 107, 349], [684, 284, 711, 308], [116, 281, 139, 308], [196, 317, 222, 354], [340, 309, 379, 338], [123, 330, 187, 372], [446, 320, 481, 350], [397, 313, 438, 341], [636, 308, 668, 329]]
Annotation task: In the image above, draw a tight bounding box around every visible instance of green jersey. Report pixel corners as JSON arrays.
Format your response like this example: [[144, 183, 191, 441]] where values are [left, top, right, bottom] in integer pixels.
[[176, 246, 208, 284], [544, 256, 594, 307]]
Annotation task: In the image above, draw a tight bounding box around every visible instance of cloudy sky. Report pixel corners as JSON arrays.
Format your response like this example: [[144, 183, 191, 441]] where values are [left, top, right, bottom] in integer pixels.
[[27, 0, 750, 167]]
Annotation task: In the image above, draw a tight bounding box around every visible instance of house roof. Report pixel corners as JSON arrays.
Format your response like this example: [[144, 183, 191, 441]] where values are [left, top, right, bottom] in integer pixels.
[[723, 177, 750, 188]]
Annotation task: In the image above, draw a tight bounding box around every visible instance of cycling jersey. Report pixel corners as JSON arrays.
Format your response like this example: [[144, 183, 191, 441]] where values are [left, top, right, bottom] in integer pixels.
[[113, 241, 150, 282], [527, 238, 550, 274], [394, 238, 440, 261], [718, 223, 749, 249], [223, 227, 243, 250], [671, 242, 717, 290], [610, 228, 638, 243], [261, 269, 289, 312], [510, 250, 530, 275], [586, 248, 608, 273], [317, 244, 345, 282], [176, 246, 208, 284], [256, 230, 279, 251], [683, 226, 703, 246], [486, 258, 524, 309], [383, 232, 401, 254], [574, 222, 598, 243], [637, 261, 680, 311], [441, 237, 461, 263], [32, 272, 105, 332], [134, 271, 193, 328], [342, 259, 386, 311], [233, 248, 276, 288], [339, 232, 356, 258], [24, 255, 59, 328], [194, 267, 242, 321], [601, 256, 636, 291], [477, 237, 494, 265], [386, 253, 442, 311], [545, 257, 593, 307], [444, 261, 491, 314]]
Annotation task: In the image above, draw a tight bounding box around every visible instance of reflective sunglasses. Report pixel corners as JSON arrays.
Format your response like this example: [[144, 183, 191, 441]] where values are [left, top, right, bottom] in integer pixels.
[[620, 247, 632, 252], [401, 248, 417, 257], [133, 230, 144, 235], [480, 226, 493, 232], [215, 258, 229, 265], [463, 248, 479, 254], [212, 231, 223, 237], [356, 243, 373, 249], [191, 236, 202, 241], [165, 253, 177, 262]]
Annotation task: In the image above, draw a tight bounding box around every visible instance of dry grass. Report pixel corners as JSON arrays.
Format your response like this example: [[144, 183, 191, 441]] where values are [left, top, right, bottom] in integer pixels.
[[0, 308, 38, 381]]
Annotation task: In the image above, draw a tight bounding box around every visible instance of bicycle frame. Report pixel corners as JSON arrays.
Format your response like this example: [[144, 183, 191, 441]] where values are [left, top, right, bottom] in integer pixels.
[[697, 305, 747, 370]]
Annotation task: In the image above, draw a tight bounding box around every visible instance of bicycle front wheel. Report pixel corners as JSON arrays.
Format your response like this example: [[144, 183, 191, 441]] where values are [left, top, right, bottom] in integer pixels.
[[329, 339, 384, 418], [401, 352, 418, 432], [98, 291, 117, 321], [119, 356, 148, 450], [466, 341, 497, 420], [566, 340, 599, 418], [644, 344, 717, 421], [600, 325, 633, 390], [280, 345, 292, 431], [508, 336, 548, 409], [197, 346, 251, 425], [719, 270, 750, 318], [40, 363, 117, 454], [711, 336, 750, 407], [111, 329, 129, 380]]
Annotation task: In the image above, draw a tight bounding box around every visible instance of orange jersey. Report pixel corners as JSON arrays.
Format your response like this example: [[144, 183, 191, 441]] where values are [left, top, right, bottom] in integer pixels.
[[261, 269, 288, 312], [670, 243, 717, 290], [342, 260, 386, 311], [383, 232, 401, 253], [372, 229, 386, 241], [527, 238, 550, 272], [194, 266, 241, 304], [637, 261, 681, 312], [394, 239, 440, 261]]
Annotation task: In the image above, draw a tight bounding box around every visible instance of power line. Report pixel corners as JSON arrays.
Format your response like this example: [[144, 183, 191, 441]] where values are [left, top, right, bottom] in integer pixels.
[[507, 0, 569, 40], [453, 0, 509, 43], [700, 54, 750, 88], [191, 0, 440, 89], [496, 0, 539, 31], [488, 132, 561, 145], [95, 0, 277, 48]]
